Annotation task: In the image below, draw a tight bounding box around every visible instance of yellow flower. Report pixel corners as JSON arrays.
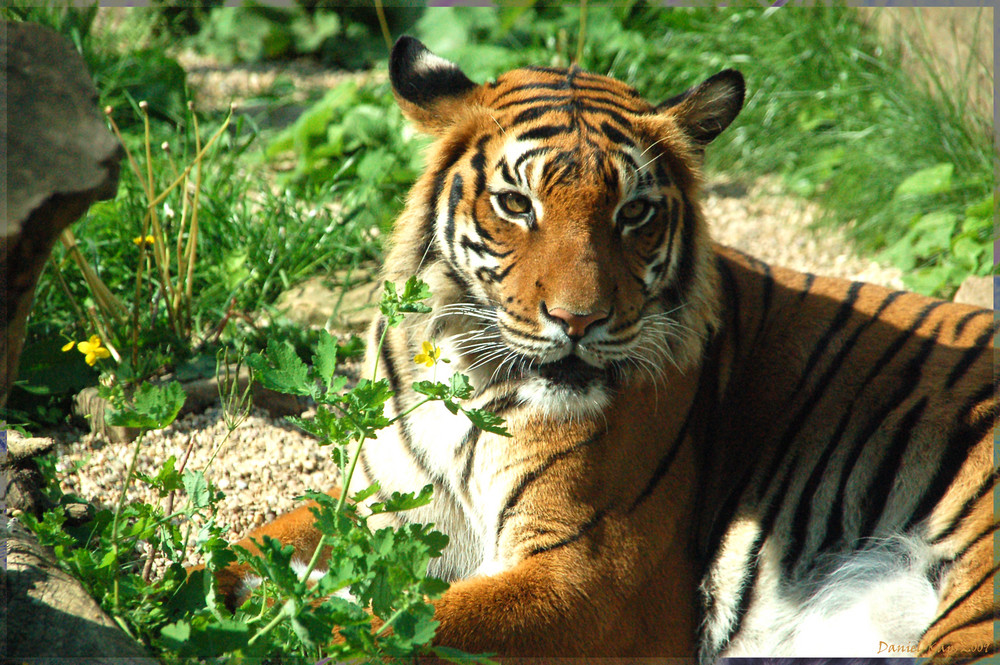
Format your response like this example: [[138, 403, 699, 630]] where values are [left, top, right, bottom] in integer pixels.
[[413, 341, 441, 368], [133, 235, 155, 246], [77, 335, 111, 366], [61, 340, 76, 352]]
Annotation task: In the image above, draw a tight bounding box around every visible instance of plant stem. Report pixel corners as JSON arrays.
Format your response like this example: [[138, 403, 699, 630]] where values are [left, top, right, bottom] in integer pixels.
[[247, 600, 291, 647], [374, 0, 392, 53], [111, 429, 146, 612]]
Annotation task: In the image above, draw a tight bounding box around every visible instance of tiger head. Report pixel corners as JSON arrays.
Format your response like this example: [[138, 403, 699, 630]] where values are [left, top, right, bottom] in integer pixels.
[[385, 37, 744, 417]]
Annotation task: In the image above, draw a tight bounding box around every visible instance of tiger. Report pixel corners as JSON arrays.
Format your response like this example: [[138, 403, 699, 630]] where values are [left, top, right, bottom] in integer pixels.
[[215, 36, 998, 661]]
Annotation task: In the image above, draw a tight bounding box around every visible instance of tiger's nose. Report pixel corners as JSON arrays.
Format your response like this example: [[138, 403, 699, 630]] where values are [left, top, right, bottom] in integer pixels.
[[546, 306, 610, 339]]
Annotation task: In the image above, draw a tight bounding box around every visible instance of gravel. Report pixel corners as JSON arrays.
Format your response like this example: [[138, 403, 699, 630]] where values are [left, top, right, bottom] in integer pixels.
[[47, 58, 903, 577]]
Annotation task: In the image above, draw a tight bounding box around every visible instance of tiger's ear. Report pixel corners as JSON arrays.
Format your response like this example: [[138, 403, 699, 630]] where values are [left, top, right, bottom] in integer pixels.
[[657, 69, 745, 145], [390, 36, 478, 135]]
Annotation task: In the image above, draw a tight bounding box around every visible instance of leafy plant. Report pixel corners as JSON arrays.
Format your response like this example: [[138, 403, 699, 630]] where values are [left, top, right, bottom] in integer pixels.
[[265, 81, 428, 234], [190, 3, 421, 70], [23, 279, 502, 663]]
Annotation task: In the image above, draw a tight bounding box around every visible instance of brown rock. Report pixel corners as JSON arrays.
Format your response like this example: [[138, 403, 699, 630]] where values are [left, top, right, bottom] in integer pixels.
[[953, 275, 994, 309], [275, 269, 380, 332]]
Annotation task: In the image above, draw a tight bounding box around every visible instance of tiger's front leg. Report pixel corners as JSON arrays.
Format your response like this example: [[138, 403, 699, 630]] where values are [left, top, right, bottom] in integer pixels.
[[210, 489, 339, 611], [214, 498, 700, 656]]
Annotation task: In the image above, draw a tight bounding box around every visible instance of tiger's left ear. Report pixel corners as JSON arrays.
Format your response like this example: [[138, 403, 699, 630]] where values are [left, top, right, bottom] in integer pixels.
[[657, 69, 745, 145], [390, 36, 479, 135]]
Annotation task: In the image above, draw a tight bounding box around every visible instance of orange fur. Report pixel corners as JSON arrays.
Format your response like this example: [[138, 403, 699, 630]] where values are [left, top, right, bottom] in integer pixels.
[[215, 39, 997, 660]]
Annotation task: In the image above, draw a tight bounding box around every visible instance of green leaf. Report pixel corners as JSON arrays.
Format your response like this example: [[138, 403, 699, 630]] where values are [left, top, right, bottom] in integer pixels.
[[182, 470, 211, 510], [138, 455, 183, 496], [448, 373, 474, 400], [432, 645, 499, 664], [412, 380, 448, 400], [246, 339, 312, 397], [351, 482, 381, 503], [894, 163, 954, 199], [251, 535, 301, 593], [964, 193, 994, 220], [393, 603, 439, 645], [158, 617, 251, 657], [369, 484, 435, 514], [105, 381, 186, 430], [400, 276, 433, 313], [462, 408, 511, 437], [314, 329, 340, 392]]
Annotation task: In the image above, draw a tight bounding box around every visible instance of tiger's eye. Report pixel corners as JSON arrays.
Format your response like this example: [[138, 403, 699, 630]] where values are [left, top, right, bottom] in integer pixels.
[[618, 199, 652, 225], [497, 192, 532, 217]]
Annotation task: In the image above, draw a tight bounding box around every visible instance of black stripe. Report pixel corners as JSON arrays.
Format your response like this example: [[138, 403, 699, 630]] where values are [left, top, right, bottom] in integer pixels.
[[660, 191, 697, 309], [799, 272, 816, 300], [629, 328, 723, 514], [817, 309, 946, 552], [517, 124, 571, 141], [946, 322, 997, 389], [786, 281, 865, 404], [857, 397, 929, 539], [600, 119, 630, 146], [496, 434, 598, 539], [954, 308, 990, 338], [577, 115, 606, 142], [503, 308, 534, 325], [499, 158, 515, 186], [538, 150, 579, 193], [520, 65, 569, 76], [911, 383, 998, 536], [528, 505, 611, 556], [724, 282, 868, 553], [456, 398, 511, 497], [715, 256, 742, 355], [420, 168, 452, 264], [628, 396, 696, 512], [494, 81, 641, 105], [752, 261, 774, 349], [470, 134, 490, 197], [924, 563, 1000, 648], [460, 235, 512, 260], [511, 103, 571, 125], [443, 266, 476, 299], [928, 468, 999, 545], [445, 173, 464, 265], [512, 146, 553, 178], [474, 261, 515, 285], [495, 92, 642, 115], [470, 207, 499, 246], [784, 291, 904, 569], [953, 521, 1000, 562]]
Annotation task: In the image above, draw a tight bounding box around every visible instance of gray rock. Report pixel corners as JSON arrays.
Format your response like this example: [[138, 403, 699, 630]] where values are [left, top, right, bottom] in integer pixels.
[[1, 21, 123, 407]]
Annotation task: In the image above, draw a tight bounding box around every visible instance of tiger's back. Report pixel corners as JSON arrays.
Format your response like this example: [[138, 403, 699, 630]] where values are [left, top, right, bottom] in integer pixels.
[[696, 248, 996, 659], [216, 37, 997, 661]]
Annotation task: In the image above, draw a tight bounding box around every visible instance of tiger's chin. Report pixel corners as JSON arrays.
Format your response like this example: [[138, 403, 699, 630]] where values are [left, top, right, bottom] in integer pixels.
[[515, 356, 614, 420]]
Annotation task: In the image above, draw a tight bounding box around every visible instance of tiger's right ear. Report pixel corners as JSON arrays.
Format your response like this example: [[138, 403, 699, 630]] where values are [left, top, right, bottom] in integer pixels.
[[390, 36, 478, 135]]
